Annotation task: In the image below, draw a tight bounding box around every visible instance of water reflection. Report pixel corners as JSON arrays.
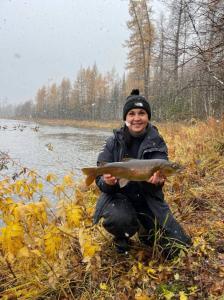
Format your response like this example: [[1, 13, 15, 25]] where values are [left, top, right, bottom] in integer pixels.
[[0, 119, 110, 180]]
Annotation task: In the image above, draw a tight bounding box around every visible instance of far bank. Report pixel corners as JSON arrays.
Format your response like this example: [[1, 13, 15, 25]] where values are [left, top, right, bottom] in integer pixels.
[[4, 117, 122, 131]]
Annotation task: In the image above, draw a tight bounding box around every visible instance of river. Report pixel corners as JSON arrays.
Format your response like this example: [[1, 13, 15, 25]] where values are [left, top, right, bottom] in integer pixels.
[[0, 119, 111, 182]]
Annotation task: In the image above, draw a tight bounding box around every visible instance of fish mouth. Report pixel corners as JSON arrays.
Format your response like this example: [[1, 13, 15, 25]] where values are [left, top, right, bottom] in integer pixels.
[[176, 166, 185, 173]]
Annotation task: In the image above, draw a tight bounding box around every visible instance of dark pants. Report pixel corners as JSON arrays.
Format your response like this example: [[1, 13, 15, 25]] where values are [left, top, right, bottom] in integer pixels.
[[94, 192, 191, 257]]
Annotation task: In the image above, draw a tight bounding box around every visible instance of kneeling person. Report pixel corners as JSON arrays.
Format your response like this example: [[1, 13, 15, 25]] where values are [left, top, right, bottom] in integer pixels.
[[94, 89, 191, 257]]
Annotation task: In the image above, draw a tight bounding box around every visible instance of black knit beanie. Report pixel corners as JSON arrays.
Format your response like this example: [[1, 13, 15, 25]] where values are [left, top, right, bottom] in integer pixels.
[[123, 89, 151, 120]]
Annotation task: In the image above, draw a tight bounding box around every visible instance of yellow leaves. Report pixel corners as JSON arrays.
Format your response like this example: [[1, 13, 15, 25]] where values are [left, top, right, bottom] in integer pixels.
[[31, 249, 42, 257], [29, 201, 48, 225], [130, 262, 158, 280], [0, 222, 24, 258], [63, 174, 75, 187], [130, 265, 139, 277], [179, 291, 188, 300], [99, 282, 108, 290], [10, 178, 44, 199], [18, 246, 30, 258], [44, 225, 62, 259], [65, 204, 83, 228], [6, 201, 49, 227], [146, 267, 157, 279], [0, 122, 223, 299], [14, 179, 25, 194], [135, 294, 152, 300], [37, 182, 43, 191], [193, 236, 214, 256], [57, 199, 85, 228], [163, 290, 174, 300], [28, 170, 38, 179], [0, 179, 13, 196], [78, 228, 100, 263], [53, 184, 65, 197], [138, 262, 143, 270], [52, 174, 75, 198], [46, 173, 57, 182]]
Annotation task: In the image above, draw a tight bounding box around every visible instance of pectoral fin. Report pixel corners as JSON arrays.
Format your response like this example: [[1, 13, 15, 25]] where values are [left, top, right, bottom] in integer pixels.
[[119, 178, 129, 188]]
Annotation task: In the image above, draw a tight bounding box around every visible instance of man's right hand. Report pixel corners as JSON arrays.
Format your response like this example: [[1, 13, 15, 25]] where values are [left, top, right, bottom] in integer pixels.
[[103, 174, 118, 185]]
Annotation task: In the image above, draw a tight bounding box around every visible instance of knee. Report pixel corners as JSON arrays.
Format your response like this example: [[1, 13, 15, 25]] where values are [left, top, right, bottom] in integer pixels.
[[102, 198, 139, 238]]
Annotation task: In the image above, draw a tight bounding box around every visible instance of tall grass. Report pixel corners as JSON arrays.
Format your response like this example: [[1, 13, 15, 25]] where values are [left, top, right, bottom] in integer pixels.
[[0, 118, 224, 299]]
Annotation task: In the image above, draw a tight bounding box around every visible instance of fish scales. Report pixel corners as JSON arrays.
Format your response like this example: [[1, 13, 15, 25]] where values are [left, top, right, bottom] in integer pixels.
[[82, 159, 183, 187]]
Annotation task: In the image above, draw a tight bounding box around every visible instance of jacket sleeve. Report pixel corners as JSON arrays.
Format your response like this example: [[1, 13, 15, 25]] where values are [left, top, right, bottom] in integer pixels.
[[95, 136, 120, 194]]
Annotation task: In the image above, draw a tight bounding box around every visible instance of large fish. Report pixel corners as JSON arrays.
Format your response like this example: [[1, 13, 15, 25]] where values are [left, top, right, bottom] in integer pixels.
[[81, 158, 183, 187]]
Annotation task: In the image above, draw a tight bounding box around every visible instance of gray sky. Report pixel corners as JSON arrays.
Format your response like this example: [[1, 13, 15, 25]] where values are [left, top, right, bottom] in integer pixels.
[[0, 0, 161, 104]]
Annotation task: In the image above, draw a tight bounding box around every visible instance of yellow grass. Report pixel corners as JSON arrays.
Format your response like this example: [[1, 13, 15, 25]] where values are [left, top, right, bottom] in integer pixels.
[[0, 118, 224, 299], [33, 118, 122, 130]]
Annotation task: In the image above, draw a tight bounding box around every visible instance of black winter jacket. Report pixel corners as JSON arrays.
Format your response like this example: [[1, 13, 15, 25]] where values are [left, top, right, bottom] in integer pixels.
[[96, 123, 168, 194], [94, 124, 191, 246]]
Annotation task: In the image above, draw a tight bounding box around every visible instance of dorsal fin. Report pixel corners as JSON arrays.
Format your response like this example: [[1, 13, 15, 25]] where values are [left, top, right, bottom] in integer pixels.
[[121, 157, 134, 162], [98, 161, 108, 167]]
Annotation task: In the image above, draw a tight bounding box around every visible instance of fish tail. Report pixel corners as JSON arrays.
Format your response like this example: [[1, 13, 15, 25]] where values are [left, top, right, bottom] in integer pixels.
[[81, 167, 97, 186], [85, 175, 95, 186]]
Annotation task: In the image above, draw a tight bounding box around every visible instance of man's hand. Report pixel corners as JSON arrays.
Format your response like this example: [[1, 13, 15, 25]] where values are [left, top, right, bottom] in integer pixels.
[[148, 171, 166, 185], [103, 174, 118, 185]]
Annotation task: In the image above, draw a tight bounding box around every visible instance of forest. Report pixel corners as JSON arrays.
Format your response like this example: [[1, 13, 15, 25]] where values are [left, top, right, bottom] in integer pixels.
[[1, 0, 223, 121]]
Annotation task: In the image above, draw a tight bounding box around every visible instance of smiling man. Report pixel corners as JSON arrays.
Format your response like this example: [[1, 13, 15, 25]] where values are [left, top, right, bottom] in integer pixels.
[[93, 89, 192, 257]]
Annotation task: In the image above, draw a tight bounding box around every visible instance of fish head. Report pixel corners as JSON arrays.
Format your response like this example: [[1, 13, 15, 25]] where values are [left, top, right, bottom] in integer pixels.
[[161, 161, 184, 176]]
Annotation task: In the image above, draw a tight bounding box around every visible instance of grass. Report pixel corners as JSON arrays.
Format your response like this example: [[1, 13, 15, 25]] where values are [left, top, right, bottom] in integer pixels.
[[30, 117, 122, 130], [0, 118, 224, 299]]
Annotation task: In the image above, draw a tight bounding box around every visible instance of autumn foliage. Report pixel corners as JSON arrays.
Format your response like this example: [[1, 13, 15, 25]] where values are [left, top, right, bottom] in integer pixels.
[[0, 118, 224, 299]]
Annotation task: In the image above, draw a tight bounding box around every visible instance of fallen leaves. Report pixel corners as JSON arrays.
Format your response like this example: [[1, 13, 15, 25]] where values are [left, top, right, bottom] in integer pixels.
[[0, 119, 224, 299]]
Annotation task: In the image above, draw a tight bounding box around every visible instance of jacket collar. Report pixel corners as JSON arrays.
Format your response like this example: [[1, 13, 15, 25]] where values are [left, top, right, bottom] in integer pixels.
[[113, 123, 158, 159]]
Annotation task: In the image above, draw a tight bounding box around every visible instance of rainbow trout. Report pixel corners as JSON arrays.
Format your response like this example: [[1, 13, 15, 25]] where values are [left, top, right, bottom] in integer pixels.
[[82, 158, 183, 187]]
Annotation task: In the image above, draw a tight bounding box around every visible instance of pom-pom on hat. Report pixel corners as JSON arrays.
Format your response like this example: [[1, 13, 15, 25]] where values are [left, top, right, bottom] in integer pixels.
[[123, 89, 151, 120]]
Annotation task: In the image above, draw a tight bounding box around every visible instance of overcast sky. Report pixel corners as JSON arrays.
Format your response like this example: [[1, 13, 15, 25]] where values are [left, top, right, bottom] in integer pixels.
[[0, 0, 162, 104]]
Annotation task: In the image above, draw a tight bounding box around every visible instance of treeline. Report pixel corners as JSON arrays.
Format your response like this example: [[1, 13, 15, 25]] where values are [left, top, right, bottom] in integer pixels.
[[13, 0, 224, 121], [0, 104, 15, 118], [34, 66, 127, 121], [14, 66, 133, 121]]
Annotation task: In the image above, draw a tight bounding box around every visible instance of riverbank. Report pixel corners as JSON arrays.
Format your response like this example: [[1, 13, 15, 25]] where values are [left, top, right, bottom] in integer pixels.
[[1, 116, 211, 131], [1, 118, 224, 299], [22, 117, 122, 130], [0, 117, 121, 130]]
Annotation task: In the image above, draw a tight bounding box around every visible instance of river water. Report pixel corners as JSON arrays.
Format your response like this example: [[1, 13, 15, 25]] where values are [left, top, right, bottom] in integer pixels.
[[0, 119, 111, 182]]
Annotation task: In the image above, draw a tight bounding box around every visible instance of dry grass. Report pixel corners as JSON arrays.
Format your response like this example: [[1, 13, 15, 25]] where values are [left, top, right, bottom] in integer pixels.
[[33, 118, 122, 130], [0, 118, 224, 299]]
